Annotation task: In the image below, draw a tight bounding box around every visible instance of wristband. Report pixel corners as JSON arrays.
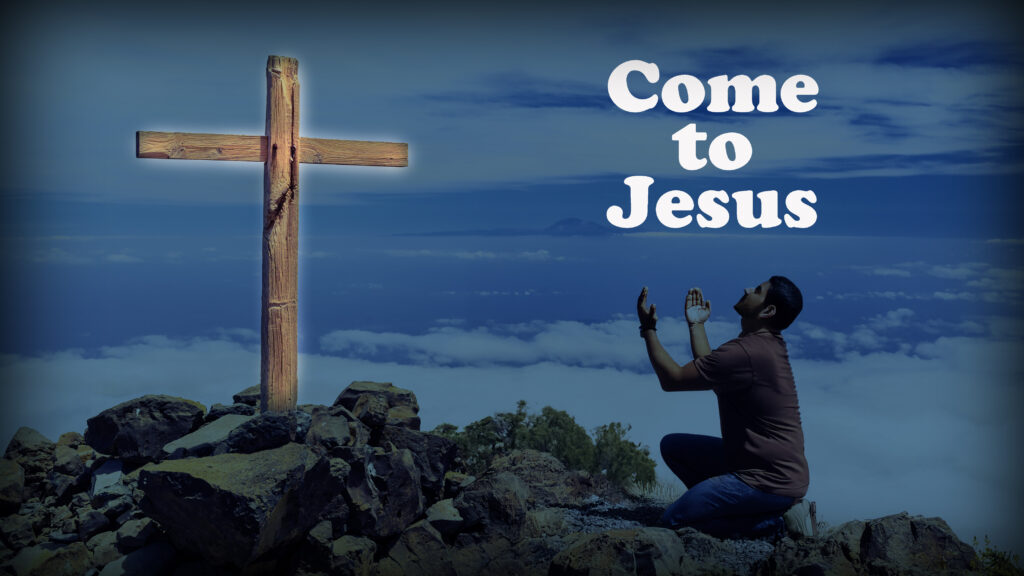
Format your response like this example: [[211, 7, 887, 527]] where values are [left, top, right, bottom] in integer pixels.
[[639, 324, 657, 335]]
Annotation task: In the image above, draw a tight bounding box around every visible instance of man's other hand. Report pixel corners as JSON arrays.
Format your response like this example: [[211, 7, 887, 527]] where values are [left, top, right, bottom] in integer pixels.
[[638, 286, 658, 329], [685, 287, 711, 325]]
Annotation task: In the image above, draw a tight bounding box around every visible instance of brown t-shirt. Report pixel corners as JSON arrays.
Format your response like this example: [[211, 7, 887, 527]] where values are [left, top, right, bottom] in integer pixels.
[[693, 328, 809, 498]]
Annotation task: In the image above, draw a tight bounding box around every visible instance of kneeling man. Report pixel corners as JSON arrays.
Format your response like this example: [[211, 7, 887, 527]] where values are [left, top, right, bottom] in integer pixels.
[[637, 277, 809, 539]]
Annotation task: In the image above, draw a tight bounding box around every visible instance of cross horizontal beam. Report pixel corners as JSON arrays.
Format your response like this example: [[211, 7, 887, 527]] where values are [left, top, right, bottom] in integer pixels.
[[136, 130, 408, 167]]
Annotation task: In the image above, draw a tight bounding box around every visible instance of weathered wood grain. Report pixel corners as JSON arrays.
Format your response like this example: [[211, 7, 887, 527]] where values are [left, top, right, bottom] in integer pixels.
[[261, 55, 300, 414], [137, 132, 407, 166]]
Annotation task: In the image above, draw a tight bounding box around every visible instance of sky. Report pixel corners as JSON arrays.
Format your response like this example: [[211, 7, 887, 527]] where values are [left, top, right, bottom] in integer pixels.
[[2, 0, 1023, 555]]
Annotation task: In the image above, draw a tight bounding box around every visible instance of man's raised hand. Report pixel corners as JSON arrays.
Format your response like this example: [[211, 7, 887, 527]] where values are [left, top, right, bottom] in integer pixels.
[[638, 286, 658, 331], [685, 287, 711, 325]]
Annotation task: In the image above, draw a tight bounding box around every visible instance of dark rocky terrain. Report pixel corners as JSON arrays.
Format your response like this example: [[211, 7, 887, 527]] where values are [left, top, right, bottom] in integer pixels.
[[0, 382, 982, 575]]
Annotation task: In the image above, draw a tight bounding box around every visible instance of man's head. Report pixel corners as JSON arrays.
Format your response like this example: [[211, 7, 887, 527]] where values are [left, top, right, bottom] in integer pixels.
[[733, 276, 803, 331]]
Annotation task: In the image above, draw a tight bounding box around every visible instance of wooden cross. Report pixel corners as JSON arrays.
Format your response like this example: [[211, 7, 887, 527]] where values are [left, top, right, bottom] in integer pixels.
[[136, 55, 408, 414]]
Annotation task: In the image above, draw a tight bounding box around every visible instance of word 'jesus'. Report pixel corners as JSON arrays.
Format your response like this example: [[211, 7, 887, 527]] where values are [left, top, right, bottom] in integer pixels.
[[605, 60, 820, 229]]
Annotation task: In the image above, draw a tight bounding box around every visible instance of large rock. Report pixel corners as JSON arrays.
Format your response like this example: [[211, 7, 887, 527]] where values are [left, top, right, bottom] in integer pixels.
[[453, 471, 530, 541], [220, 410, 296, 454], [232, 384, 261, 407], [137, 442, 342, 570], [333, 381, 421, 430], [84, 395, 206, 463], [345, 447, 424, 540], [0, 514, 35, 549], [0, 459, 25, 514], [378, 520, 456, 576], [90, 460, 128, 506], [490, 449, 625, 507], [380, 426, 457, 504], [6, 541, 92, 576], [3, 428, 55, 498], [762, 512, 979, 576], [296, 523, 377, 576], [161, 413, 255, 459], [205, 402, 256, 423], [97, 539, 177, 576], [549, 527, 687, 575], [306, 405, 370, 460]]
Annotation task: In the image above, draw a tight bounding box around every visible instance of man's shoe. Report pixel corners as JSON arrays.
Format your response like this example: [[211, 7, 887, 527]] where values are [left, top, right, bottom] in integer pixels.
[[783, 499, 817, 539]]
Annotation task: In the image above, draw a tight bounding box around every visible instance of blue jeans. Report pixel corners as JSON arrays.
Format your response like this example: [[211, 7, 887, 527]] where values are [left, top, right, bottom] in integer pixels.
[[660, 433, 794, 539]]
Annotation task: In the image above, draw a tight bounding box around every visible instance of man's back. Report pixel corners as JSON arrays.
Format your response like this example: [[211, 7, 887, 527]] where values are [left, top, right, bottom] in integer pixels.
[[694, 328, 809, 498]]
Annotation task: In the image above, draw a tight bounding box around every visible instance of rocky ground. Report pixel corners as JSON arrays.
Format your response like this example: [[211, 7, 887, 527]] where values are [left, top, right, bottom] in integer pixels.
[[0, 381, 983, 575]]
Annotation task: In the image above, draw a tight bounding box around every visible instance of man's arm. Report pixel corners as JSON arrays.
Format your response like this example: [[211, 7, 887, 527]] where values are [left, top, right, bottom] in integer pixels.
[[637, 287, 712, 392]]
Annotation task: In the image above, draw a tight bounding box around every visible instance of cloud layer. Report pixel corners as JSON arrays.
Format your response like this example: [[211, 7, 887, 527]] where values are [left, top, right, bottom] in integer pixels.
[[2, 315, 1021, 554]]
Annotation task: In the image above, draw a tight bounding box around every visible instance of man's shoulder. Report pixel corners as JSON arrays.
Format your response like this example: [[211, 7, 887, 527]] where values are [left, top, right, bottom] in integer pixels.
[[736, 329, 787, 355]]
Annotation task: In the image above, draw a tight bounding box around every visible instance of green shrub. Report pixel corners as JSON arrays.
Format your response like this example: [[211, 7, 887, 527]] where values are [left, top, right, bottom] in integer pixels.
[[432, 400, 656, 491], [972, 536, 1024, 576]]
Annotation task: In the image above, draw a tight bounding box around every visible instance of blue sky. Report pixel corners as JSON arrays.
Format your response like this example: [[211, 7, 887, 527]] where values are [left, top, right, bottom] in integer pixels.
[[2, 0, 1023, 555]]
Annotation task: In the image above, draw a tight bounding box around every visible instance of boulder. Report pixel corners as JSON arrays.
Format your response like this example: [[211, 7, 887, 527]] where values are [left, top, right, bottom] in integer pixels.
[[443, 471, 475, 499], [0, 459, 26, 514], [77, 507, 111, 540], [425, 499, 464, 538], [3, 428, 55, 498], [97, 539, 177, 576], [84, 395, 206, 463], [116, 517, 158, 549], [453, 471, 530, 540], [56, 432, 85, 449], [49, 505, 75, 535], [310, 458, 351, 538], [380, 426, 457, 503], [333, 381, 421, 430], [549, 527, 688, 575], [378, 520, 456, 576], [51, 446, 84, 477], [90, 460, 128, 507], [296, 520, 334, 573], [204, 402, 256, 423], [232, 385, 261, 407], [345, 447, 424, 540], [48, 444, 88, 502], [14, 500, 48, 538], [860, 512, 977, 573], [6, 541, 92, 576], [160, 413, 254, 459], [86, 530, 124, 568], [305, 405, 370, 459], [761, 512, 979, 575], [0, 514, 35, 549], [329, 535, 376, 575], [220, 410, 295, 454], [352, 394, 389, 429], [137, 442, 339, 570], [490, 449, 624, 507]]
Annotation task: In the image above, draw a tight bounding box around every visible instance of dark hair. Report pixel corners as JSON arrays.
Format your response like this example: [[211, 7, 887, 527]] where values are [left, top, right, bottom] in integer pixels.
[[764, 276, 803, 331]]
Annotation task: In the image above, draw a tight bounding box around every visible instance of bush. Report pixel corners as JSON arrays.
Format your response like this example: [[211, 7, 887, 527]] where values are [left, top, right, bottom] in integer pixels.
[[432, 400, 656, 490], [972, 536, 1024, 576], [593, 422, 656, 488]]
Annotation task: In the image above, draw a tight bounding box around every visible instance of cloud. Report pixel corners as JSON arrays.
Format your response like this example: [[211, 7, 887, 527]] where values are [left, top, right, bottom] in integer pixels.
[[873, 41, 1020, 70], [839, 262, 1023, 306], [106, 253, 143, 264], [1, 325, 1021, 555], [380, 249, 563, 261], [320, 317, 743, 370]]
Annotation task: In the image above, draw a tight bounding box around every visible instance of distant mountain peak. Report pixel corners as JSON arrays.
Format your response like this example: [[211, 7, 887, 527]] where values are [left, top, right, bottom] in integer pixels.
[[543, 218, 617, 236]]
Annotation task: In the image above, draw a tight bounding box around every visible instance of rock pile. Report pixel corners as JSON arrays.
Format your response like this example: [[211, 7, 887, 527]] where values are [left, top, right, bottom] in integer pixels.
[[0, 381, 983, 575]]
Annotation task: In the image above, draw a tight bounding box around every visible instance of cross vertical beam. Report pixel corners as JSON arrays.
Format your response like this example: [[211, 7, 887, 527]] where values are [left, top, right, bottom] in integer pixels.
[[262, 56, 300, 413]]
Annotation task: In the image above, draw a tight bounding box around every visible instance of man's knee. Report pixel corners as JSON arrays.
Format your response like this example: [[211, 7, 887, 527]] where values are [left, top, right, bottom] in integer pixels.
[[660, 433, 683, 459]]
